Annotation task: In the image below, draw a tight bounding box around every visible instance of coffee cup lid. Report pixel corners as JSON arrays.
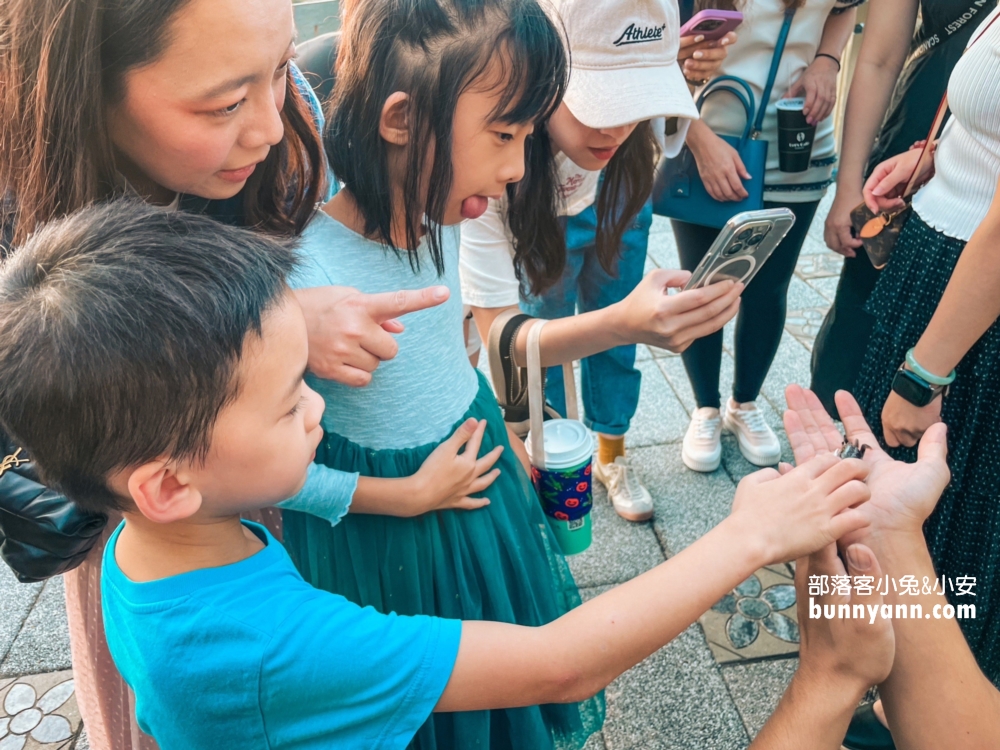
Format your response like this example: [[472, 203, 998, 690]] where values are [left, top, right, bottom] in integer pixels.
[[776, 98, 806, 110], [526, 419, 594, 469]]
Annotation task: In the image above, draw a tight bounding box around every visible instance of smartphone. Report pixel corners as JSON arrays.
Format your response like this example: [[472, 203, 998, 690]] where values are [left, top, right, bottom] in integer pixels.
[[679, 9, 743, 41], [683, 208, 796, 291]]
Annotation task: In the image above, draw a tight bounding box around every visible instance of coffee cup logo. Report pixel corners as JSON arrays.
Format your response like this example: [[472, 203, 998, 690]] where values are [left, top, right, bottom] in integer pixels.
[[796, 132, 805, 143]]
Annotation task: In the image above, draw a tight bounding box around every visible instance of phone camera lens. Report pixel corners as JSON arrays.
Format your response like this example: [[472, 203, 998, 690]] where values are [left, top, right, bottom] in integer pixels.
[[724, 242, 743, 256], [746, 234, 763, 246], [737, 229, 753, 242]]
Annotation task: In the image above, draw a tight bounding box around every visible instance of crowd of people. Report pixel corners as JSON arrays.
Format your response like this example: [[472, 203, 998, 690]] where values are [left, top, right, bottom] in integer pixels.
[[0, 0, 998, 748]]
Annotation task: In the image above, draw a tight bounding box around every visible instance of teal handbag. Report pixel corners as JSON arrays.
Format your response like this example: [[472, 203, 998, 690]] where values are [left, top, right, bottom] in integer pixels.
[[653, 9, 795, 228]]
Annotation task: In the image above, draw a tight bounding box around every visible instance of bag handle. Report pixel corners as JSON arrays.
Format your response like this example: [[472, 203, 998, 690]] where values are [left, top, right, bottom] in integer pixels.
[[697, 82, 755, 145], [755, 8, 796, 134], [526, 320, 578, 471], [899, 9, 1000, 200]]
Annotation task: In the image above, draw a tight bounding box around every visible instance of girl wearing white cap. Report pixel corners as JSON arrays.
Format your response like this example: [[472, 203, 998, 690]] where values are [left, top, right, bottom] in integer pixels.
[[461, 0, 738, 523], [674, 0, 860, 474]]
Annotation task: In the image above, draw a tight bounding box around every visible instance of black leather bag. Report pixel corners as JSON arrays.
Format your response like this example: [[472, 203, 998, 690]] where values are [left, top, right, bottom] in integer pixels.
[[0, 430, 107, 583]]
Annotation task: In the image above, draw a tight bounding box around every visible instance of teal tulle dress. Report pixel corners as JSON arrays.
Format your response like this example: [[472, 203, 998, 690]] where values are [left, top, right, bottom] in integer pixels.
[[282, 211, 604, 749]]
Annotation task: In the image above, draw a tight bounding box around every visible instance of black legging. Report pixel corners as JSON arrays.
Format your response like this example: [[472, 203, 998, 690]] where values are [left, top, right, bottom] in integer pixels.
[[671, 200, 820, 409]]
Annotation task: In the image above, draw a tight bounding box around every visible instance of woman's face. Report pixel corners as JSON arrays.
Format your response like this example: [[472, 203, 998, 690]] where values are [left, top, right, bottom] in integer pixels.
[[547, 103, 639, 171], [106, 0, 296, 202]]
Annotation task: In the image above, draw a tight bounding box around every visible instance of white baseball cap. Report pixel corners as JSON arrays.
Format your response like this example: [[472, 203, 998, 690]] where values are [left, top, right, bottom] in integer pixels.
[[547, 0, 700, 129]]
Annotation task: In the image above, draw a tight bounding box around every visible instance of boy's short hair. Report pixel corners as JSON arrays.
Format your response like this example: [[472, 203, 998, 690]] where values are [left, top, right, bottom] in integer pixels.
[[0, 201, 295, 514]]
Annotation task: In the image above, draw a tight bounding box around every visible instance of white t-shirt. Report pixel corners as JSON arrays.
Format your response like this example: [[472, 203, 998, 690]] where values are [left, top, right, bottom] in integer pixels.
[[697, 0, 863, 202], [460, 121, 689, 308]]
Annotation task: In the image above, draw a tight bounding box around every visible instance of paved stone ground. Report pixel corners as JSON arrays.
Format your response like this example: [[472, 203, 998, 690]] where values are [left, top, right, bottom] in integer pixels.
[[0, 192, 843, 750]]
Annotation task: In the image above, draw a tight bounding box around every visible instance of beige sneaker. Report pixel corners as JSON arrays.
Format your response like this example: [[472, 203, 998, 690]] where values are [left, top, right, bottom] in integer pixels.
[[593, 456, 654, 522], [723, 398, 781, 466], [682, 407, 722, 472]]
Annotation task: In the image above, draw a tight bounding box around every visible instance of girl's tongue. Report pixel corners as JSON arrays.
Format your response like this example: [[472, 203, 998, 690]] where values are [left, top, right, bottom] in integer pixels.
[[460, 195, 489, 220]]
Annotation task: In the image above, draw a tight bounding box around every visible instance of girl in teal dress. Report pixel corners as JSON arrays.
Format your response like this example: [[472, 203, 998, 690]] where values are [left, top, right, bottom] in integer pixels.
[[281, 1, 603, 748]]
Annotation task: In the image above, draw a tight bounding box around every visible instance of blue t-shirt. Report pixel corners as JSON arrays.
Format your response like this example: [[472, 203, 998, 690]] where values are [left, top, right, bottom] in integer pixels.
[[102, 521, 461, 749]]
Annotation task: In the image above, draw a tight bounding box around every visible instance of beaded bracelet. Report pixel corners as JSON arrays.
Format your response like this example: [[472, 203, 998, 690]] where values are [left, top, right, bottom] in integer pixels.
[[905, 348, 956, 386]]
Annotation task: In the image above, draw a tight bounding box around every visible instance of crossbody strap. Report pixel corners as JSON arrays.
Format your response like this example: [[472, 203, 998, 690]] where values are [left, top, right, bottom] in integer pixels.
[[754, 8, 796, 134], [901, 7, 1000, 199]]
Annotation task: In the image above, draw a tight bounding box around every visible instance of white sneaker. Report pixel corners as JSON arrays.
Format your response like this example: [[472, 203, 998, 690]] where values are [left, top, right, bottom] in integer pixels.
[[723, 398, 781, 466], [593, 456, 654, 522], [682, 407, 723, 472]]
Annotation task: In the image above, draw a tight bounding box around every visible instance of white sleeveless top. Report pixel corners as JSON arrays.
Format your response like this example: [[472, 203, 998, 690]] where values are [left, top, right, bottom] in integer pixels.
[[912, 5, 1000, 241]]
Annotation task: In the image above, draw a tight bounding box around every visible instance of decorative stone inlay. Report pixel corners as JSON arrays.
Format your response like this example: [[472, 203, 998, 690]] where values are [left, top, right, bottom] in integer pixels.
[[698, 565, 800, 664], [0, 671, 79, 749], [796, 253, 843, 279], [785, 307, 829, 348]]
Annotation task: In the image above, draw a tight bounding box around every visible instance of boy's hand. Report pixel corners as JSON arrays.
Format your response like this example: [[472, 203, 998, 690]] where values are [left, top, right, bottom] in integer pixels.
[[782, 385, 951, 543], [795, 542, 895, 691], [730, 454, 871, 564], [408, 419, 502, 515]]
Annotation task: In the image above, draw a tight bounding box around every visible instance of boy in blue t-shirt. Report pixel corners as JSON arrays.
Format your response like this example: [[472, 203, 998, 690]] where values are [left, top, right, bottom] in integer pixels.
[[0, 202, 891, 749]]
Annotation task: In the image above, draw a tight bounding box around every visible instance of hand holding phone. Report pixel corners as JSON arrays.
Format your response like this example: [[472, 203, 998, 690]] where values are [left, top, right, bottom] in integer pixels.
[[684, 208, 796, 291], [679, 10, 743, 41]]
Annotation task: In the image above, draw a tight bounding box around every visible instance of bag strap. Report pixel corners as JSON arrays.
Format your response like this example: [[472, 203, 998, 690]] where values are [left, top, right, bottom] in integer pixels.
[[901, 8, 1000, 199], [697, 83, 755, 143], [526, 320, 578, 470], [755, 8, 796, 134]]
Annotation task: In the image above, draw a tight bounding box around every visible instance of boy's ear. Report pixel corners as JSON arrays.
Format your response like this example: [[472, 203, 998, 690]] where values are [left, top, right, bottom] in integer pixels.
[[380, 92, 410, 146], [126, 460, 203, 524]]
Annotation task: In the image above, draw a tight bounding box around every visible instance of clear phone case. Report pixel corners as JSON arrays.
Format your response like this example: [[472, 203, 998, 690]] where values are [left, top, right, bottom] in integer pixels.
[[683, 208, 796, 291]]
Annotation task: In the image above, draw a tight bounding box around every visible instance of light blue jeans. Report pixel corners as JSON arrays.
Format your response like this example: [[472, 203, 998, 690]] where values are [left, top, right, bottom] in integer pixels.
[[521, 198, 652, 436]]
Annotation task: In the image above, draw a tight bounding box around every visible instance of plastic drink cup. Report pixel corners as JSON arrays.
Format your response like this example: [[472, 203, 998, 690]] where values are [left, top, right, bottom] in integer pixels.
[[525, 419, 594, 555], [776, 98, 816, 173]]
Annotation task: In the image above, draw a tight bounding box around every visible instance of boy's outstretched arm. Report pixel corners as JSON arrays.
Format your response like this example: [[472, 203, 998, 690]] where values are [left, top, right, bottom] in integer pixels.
[[436, 454, 871, 712]]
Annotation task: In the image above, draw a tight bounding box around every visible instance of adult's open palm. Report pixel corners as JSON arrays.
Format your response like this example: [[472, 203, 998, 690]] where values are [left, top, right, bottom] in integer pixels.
[[782, 385, 951, 543]]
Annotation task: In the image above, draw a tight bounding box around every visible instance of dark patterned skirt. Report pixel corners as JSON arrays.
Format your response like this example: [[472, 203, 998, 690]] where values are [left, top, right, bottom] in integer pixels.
[[853, 212, 1000, 685]]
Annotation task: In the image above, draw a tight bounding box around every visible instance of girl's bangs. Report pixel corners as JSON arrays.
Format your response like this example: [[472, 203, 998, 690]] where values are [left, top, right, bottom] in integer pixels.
[[486, 9, 567, 125]]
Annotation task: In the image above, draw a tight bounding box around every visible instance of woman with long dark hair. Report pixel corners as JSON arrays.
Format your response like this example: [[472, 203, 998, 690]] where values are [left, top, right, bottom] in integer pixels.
[[0, 0, 437, 746]]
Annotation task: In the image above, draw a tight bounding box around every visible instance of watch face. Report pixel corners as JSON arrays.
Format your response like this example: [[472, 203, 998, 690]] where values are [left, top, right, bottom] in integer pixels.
[[891, 370, 934, 407]]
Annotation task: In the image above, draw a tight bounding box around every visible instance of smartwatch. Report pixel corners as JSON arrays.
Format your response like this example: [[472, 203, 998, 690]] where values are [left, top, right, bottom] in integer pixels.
[[891, 365, 949, 407]]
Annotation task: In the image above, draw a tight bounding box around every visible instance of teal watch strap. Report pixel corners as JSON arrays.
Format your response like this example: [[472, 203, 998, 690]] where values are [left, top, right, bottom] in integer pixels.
[[905, 348, 956, 386]]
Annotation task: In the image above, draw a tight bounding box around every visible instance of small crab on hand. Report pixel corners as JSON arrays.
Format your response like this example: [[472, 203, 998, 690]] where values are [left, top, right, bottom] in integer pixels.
[[835, 437, 871, 460]]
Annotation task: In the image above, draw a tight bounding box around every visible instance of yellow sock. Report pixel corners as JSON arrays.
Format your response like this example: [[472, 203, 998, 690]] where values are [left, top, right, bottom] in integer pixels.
[[598, 434, 625, 466]]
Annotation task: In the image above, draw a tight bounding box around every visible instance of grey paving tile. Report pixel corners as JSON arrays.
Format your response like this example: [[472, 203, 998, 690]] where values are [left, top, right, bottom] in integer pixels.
[[0, 576, 72, 678], [804, 275, 840, 302], [565, 483, 665, 588], [76, 726, 91, 749], [654, 354, 697, 415], [795, 251, 843, 280], [785, 275, 829, 313], [630, 445, 738, 557], [0, 563, 43, 663], [720, 658, 799, 739], [647, 218, 680, 269], [583, 729, 607, 750], [580, 587, 749, 750], [627, 359, 693, 449], [757, 332, 813, 415]]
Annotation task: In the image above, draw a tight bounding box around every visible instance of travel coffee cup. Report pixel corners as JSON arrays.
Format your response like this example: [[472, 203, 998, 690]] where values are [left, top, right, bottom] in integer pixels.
[[526, 419, 594, 555], [776, 98, 815, 173]]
